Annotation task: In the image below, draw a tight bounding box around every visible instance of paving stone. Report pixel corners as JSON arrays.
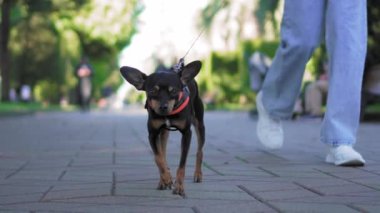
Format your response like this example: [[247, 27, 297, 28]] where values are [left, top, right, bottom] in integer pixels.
[[71, 204, 195, 213], [185, 190, 255, 201], [252, 188, 322, 202], [0, 110, 379, 212], [352, 204, 380, 212], [239, 181, 300, 192], [9, 169, 64, 181], [62, 169, 113, 182], [293, 177, 353, 188], [193, 201, 276, 213], [0, 193, 43, 205], [0, 202, 93, 212], [0, 185, 50, 196], [270, 202, 359, 213], [43, 183, 111, 201], [52, 195, 180, 206], [146, 198, 273, 212], [313, 184, 377, 196], [116, 187, 181, 198], [185, 182, 243, 192], [274, 195, 380, 205], [0, 159, 29, 170]]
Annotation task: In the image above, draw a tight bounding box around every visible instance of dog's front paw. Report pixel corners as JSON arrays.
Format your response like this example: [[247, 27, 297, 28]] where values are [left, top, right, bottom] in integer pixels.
[[157, 173, 172, 190], [172, 181, 185, 197], [193, 170, 202, 183], [157, 181, 172, 190]]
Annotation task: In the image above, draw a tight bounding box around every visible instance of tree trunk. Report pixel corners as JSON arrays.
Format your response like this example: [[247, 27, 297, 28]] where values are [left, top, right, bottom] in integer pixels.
[[1, 0, 11, 102]]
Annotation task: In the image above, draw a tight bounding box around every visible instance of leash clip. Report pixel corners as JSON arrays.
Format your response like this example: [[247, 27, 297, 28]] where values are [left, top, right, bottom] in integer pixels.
[[173, 58, 185, 72]]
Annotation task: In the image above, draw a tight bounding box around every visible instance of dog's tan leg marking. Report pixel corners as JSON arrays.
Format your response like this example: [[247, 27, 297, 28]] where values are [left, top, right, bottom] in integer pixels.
[[158, 129, 172, 189], [160, 129, 169, 166], [151, 127, 172, 190], [172, 128, 191, 196], [173, 167, 185, 196], [155, 153, 172, 190], [150, 119, 172, 188]]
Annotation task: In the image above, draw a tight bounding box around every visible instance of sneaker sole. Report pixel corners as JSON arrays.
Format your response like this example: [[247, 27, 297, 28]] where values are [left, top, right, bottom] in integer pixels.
[[326, 148, 365, 167], [336, 160, 365, 167]]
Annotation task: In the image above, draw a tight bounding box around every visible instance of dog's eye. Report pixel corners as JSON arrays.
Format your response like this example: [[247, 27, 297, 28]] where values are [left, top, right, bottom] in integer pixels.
[[149, 90, 157, 95], [168, 87, 178, 96], [148, 86, 159, 96]]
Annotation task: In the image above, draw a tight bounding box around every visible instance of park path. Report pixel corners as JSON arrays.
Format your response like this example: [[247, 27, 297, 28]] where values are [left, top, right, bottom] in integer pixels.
[[0, 108, 379, 212]]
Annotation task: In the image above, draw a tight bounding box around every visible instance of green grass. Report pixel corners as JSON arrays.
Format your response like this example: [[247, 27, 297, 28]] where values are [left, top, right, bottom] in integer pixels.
[[364, 103, 380, 113], [205, 102, 254, 111], [0, 102, 77, 114]]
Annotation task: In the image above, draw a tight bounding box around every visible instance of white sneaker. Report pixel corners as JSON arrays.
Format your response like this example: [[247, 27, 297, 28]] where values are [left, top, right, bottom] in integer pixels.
[[256, 91, 284, 149], [326, 145, 365, 166]]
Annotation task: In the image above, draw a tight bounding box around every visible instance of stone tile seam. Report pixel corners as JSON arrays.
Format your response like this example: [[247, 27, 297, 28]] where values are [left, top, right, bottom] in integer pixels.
[[292, 181, 325, 196], [5, 161, 30, 180], [237, 185, 281, 213], [314, 168, 380, 191]]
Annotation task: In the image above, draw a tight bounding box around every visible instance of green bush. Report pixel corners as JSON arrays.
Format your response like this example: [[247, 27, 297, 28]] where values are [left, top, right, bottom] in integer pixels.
[[33, 80, 60, 104], [198, 39, 279, 110], [197, 38, 328, 110]]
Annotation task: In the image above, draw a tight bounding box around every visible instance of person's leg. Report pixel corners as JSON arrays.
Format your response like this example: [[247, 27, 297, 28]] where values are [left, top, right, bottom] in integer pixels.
[[322, 0, 367, 147], [322, 0, 367, 166], [256, 0, 326, 149], [261, 0, 326, 119]]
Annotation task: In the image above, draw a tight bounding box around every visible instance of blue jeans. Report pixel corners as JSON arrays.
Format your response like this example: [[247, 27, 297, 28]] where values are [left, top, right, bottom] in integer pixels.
[[261, 0, 367, 147]]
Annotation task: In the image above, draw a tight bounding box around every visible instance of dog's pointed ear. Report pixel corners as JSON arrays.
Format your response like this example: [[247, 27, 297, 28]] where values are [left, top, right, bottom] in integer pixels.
[[120, 66, 147, 91], [180, 60, 202, 85]]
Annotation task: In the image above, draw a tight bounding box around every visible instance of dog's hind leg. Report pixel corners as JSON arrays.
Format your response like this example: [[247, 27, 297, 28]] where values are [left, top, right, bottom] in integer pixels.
[[192, 97, 205, 183]]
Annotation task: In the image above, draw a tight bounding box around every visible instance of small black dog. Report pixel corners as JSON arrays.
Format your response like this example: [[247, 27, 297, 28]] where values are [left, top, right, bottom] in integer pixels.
[[120, 61, 205, 196]]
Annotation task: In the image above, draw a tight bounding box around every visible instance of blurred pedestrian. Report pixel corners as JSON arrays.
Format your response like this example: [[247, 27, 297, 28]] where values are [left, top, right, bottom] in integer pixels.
[[20, 84, 31, 103], [248, 51, 271, 93], [256, 1, 367, 166], [75, 57, 94, 111], [9, 88, 18, 102]]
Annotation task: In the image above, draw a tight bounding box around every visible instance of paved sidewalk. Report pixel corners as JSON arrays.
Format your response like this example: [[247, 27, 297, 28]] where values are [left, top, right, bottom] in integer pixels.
[[0, 108, 379, 212]]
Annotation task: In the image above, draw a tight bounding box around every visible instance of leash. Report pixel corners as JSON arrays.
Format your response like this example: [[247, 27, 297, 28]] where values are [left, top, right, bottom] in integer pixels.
[[173, 27, 205, 73], [173, 0, 227, 72], [173, 10, 211, 72]]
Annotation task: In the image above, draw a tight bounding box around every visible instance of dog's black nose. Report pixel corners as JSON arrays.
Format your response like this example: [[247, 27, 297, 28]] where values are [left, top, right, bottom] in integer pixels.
[[160, 104, 168, 112]]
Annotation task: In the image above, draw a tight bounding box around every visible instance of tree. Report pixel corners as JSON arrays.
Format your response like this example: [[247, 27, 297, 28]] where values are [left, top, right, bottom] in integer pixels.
[[254, 0, 280, 38], [366, 0, 380, 69], [199, 0, 229, 36], [1, 0, 12, 101], [70, 0, 142, 99], [2, 0, 141, 103], [199, 0, 282, 44]]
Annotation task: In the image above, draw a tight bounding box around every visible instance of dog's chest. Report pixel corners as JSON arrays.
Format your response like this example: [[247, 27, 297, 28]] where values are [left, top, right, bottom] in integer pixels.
[[150, 118, 187, 130]]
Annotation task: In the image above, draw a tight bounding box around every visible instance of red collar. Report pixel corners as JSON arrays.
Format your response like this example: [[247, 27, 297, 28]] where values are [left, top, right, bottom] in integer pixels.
[[169, 91, 190, 115], [146, 89, 190, 116]]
